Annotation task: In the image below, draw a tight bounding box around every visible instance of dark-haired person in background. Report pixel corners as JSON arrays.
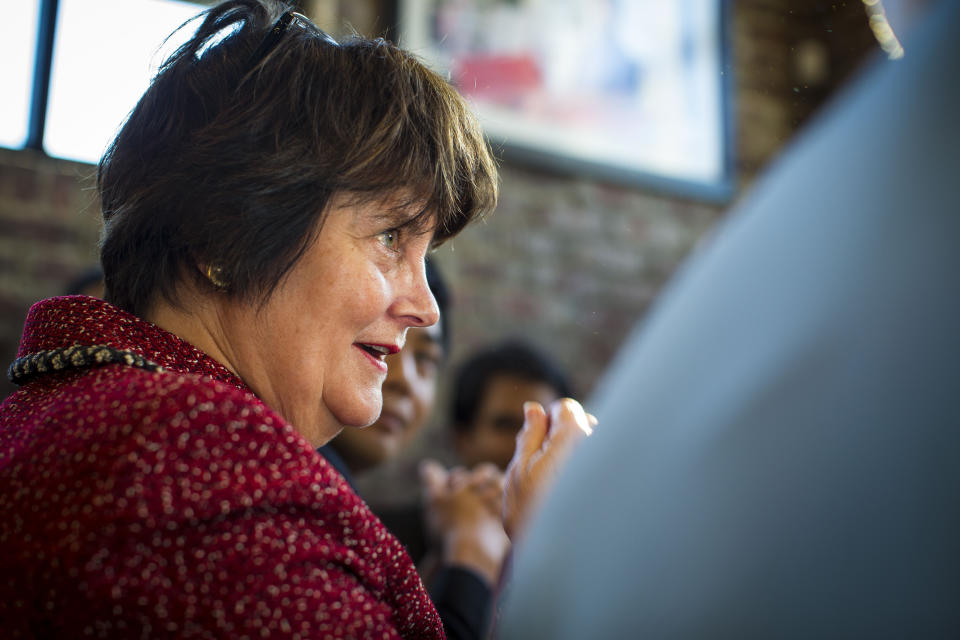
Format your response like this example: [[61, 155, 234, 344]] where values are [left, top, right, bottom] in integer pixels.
[[0, 2, 591, 637], [372, 339, 574, 618], [451, 339, 573, 471], [320, 260, 509, 640]]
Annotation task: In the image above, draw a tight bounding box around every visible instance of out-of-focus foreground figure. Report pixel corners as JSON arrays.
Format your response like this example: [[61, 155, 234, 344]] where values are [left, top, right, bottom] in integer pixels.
[[501, 0, 959, 636]]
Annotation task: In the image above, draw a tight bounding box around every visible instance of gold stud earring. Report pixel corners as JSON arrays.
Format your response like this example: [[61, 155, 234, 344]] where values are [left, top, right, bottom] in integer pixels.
[[205, 264, 228, 289]]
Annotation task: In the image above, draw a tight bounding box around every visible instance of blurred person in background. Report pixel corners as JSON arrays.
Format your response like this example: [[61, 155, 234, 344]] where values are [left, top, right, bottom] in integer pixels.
[[450, 339, 573, 471], [63, 266, 105, 298], [347, 338, 576, 637]]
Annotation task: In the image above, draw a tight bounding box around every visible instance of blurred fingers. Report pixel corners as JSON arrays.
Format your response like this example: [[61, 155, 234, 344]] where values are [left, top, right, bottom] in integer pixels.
[[448, 466, 470, 491], [419, 459, 448, 498], [515, 401, 549, 462], [548, 398, 592, 444], [471, 462, 501, 483]]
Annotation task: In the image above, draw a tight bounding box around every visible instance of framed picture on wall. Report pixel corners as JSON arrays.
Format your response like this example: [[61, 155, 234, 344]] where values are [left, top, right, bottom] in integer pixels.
[[399, 0, 734, 200]]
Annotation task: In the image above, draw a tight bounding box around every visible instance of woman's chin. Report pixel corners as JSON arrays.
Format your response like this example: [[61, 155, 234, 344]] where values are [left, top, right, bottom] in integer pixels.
[[289, 397, 381, 448], [330, 396, 383, 430]]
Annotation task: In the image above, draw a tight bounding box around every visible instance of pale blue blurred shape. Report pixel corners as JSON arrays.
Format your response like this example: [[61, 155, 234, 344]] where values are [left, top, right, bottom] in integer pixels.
[[501, 0, 960, 637]]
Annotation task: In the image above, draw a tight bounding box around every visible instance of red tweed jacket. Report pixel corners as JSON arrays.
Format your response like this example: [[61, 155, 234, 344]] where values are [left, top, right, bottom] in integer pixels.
[[0, 296, 444, 639]]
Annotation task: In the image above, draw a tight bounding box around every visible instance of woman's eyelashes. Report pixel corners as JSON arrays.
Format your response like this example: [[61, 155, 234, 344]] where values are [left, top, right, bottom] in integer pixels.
[[375, 221, 435, 264], [376, 228, 402, 253]]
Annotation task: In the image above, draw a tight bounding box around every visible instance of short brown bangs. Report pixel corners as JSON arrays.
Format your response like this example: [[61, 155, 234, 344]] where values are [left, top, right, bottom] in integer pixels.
[[308, 36, 498, 246], [335, 188, 436, 238]]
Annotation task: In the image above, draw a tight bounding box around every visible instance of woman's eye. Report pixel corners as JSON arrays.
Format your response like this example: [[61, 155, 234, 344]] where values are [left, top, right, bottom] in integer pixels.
[[377, 229, 399, 251]]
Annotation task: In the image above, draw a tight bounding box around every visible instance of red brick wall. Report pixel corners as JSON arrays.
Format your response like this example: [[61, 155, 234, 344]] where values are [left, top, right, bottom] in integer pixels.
[[0, 149, 101, 398]]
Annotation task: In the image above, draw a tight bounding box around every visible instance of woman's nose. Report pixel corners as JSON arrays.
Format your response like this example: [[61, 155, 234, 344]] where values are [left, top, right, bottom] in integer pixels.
[[393, 263, 439, 328]]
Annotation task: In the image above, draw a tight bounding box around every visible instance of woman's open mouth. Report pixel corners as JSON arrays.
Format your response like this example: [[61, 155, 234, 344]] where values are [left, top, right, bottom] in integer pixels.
[[359, 344, 391, 358], [355, 343, 397, 371]]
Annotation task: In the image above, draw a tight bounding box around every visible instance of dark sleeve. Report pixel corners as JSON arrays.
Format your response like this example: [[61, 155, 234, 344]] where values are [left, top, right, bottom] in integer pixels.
[[375, 503, 429, 565], [430, 565, 494, 640], [321, 481, 492, 637], [317, 444, 357, 490], [374, 503, 494, 639]]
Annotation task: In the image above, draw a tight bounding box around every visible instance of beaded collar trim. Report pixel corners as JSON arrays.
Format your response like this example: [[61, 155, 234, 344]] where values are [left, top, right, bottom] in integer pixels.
[[8, 345, 164, 386]]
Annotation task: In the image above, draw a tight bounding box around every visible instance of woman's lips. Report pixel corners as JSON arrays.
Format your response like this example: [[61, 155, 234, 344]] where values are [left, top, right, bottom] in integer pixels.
[[354, 344, 388, 372]]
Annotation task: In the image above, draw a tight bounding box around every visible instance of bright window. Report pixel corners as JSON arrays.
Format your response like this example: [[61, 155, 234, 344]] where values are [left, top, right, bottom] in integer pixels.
[[44, 0, 204, 164], [0, 1, 40, 150]]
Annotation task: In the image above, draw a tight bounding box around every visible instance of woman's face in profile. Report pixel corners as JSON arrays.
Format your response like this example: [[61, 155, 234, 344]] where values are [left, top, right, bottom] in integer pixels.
[[331, 321, 444, 472], [215, 192, 440, 447]]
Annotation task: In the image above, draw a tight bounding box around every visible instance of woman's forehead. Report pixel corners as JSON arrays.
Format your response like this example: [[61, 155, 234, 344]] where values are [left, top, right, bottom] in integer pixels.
[[332, 190, 435, 230]]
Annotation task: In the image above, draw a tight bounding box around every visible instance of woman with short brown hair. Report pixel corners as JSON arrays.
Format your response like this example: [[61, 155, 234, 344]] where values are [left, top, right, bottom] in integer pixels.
[[0, 1, 508, 636], [1, 2, 591, 635]]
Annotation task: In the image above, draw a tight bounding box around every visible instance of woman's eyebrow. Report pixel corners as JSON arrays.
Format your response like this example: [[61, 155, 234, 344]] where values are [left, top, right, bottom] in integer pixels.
[[343, 195, 422, 224], [368, 208, 421, 227], [372, 208, 436, 237]]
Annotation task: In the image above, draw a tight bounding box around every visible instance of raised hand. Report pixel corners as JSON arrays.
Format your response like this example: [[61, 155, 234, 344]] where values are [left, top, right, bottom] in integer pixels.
[[502, 398, 595, 539]]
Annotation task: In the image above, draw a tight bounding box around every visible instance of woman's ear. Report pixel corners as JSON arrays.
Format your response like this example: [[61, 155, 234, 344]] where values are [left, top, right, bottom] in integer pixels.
[[199, 264, 228, 290]]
